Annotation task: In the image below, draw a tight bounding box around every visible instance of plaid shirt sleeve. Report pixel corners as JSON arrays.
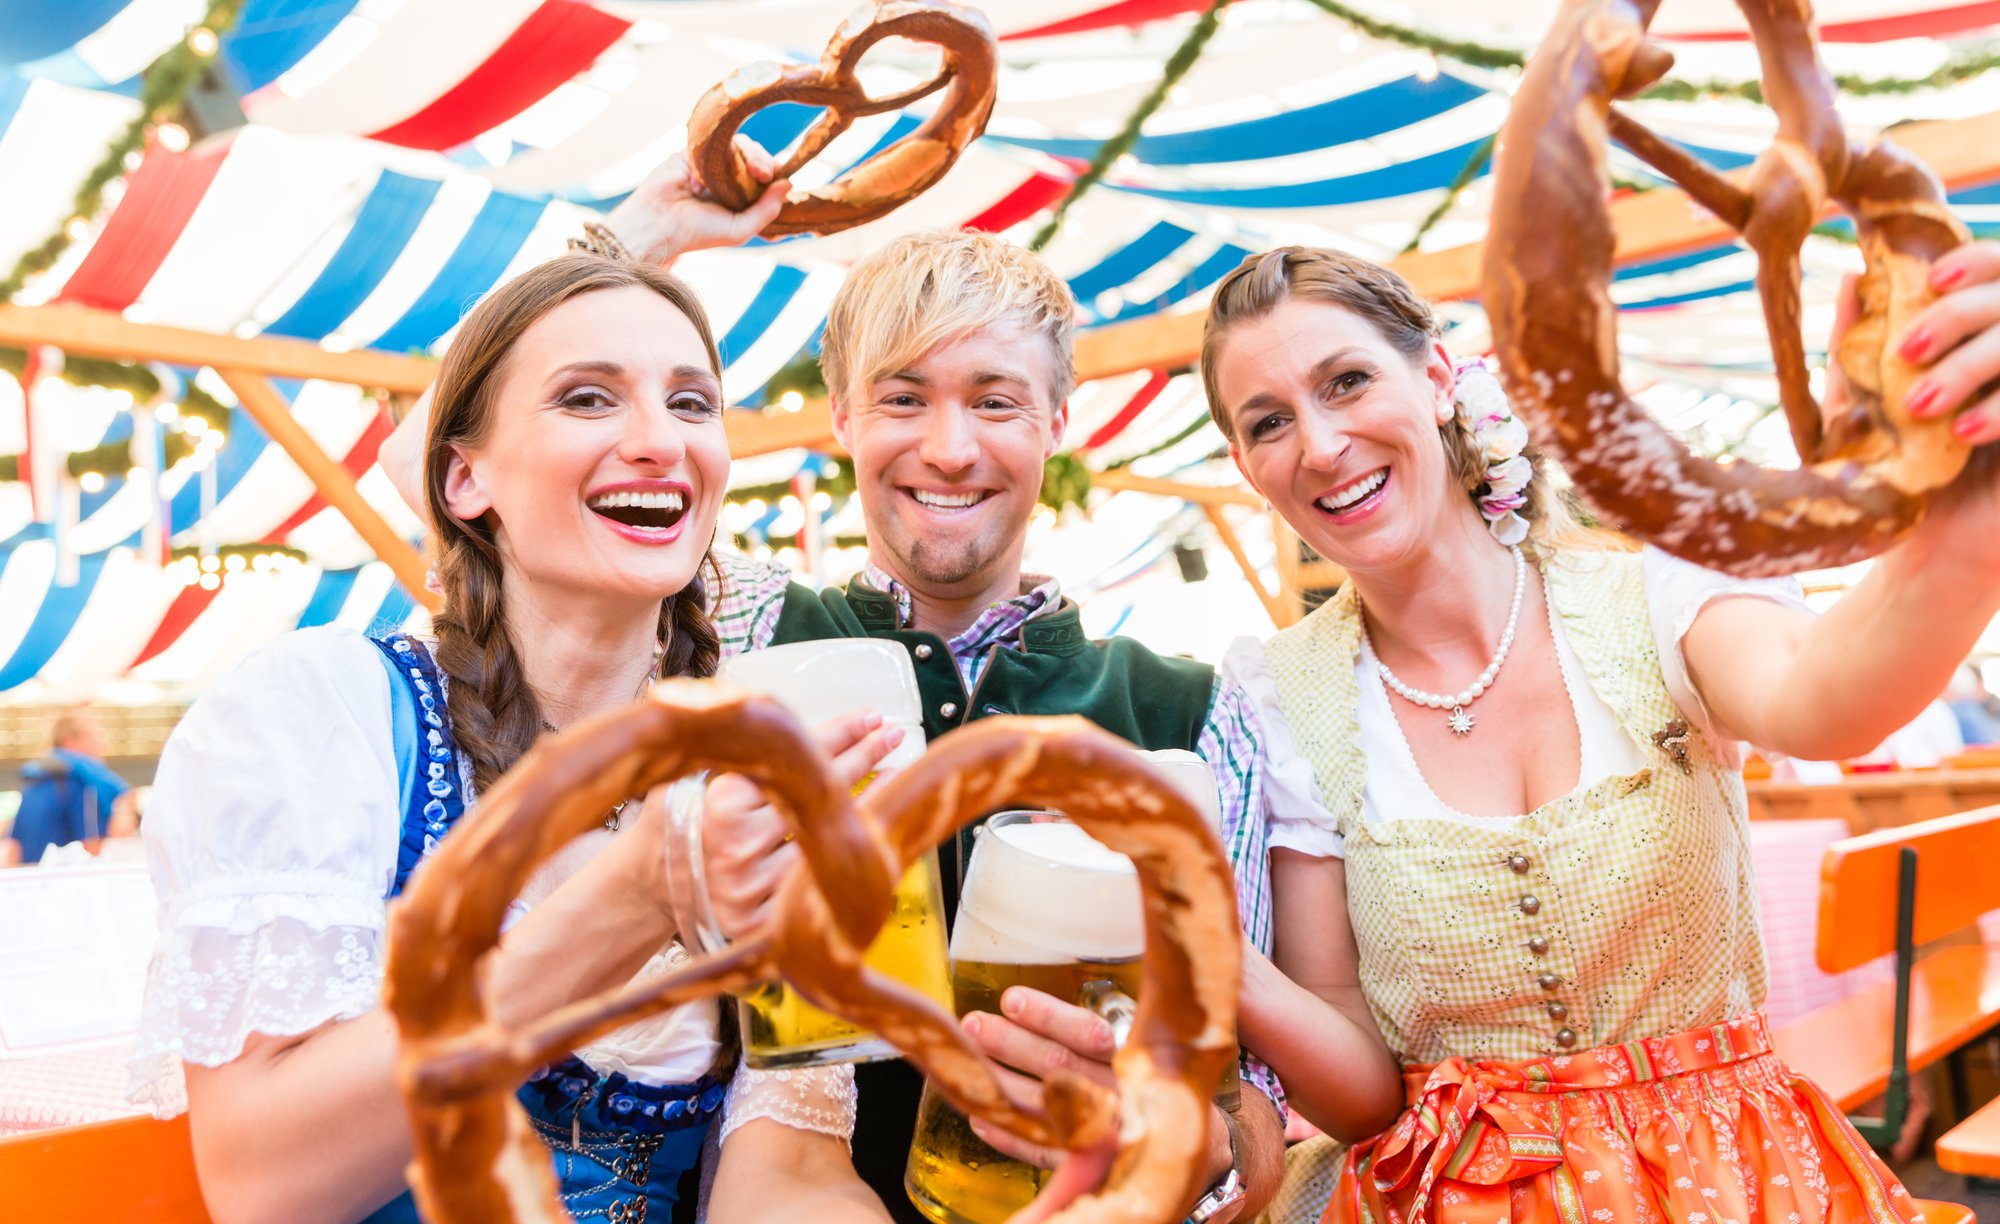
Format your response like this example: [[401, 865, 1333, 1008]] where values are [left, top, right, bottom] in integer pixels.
[[707, 550, 795, 658], [1198, 675, 1287, 1125]]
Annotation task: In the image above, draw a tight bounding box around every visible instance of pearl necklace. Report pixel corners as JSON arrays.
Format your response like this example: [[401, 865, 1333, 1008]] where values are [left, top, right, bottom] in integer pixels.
[[1364, 544, 1526, 737]]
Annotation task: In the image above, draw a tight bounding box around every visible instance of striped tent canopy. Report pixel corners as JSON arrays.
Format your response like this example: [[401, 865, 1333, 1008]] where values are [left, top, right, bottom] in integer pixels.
[[3, 0, 1999, 693]]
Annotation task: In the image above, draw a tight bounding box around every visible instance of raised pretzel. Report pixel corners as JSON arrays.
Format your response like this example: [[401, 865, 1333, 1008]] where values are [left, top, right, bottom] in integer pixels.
[[384, 682, 1241, 1224], [687, 1, 998, 238], [1483, 0, 1978, 577]]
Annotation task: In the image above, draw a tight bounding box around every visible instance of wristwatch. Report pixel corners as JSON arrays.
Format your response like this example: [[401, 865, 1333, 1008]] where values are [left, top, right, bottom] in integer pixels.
[[1186, 1167, 1245, 1223], [1185, 1109, 1247, 1223]]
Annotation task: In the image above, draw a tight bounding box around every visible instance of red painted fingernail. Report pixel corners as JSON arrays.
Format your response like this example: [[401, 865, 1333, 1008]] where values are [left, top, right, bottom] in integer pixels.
[[1935, 263, 1967, 289], [1899, 327, 1931, 361], [1954, 412, 1985, 439], [1906, 381, 1941, 416]]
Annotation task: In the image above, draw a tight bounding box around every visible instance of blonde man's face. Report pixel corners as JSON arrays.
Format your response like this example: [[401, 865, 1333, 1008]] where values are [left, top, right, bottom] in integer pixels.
[[833, 322, 1068, 599]]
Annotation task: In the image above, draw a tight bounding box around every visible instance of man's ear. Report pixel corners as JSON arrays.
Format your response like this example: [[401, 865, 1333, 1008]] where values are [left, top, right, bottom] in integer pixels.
[[829, 395, 853, 454], [1047, 396, 1069, 458], [440, 445, 492, 524]]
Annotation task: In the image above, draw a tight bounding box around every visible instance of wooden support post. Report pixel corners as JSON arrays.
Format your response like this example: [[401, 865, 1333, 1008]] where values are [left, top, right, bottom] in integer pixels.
[[1202, 503, 1289, 629], [215, 369, 440, 612]]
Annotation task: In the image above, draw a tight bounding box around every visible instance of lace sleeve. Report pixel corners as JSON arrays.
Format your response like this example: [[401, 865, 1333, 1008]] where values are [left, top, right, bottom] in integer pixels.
[[716, 1062, 857, 1147], [127, 628, 403, 1116]]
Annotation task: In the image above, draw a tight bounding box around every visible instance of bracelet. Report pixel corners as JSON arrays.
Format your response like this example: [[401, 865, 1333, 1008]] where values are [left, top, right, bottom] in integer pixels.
[[567, 219, 636, 263]]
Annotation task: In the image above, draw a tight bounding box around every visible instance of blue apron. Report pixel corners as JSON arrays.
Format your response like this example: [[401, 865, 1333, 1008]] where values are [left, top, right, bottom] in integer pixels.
[[362, 632, 722, 1223]]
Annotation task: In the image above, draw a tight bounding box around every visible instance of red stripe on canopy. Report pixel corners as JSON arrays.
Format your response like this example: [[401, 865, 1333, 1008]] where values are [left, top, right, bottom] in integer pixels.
[[961, 172, 1071, 233], [1004, 0, 1209, 40], [127, 408, 399, 668], [127, 585, 219, 668], [365, 0, 631, 151], [55, 137, 232, 311], [1083, 368, 1169, 450], [265, 408, 394, 540], [1666, 0, 2000, 41]]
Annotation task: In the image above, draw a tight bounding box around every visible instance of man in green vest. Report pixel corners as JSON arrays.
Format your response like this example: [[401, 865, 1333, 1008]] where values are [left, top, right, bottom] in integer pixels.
[[696, 226, 1284, 1223]]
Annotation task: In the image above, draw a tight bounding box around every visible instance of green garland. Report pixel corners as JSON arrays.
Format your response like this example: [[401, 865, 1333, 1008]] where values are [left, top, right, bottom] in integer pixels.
[[1300, 0, 2000, 99], [0, 1, 246, 304], [0, 347, 232, 482], [1400, 133, 1495, 254], [1029, 0, 1234, 252], [169, 542, 305, 566]]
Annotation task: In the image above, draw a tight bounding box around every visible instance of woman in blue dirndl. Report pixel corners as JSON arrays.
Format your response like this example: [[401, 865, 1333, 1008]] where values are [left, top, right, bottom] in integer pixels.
[[129, 247, 898, 1223]]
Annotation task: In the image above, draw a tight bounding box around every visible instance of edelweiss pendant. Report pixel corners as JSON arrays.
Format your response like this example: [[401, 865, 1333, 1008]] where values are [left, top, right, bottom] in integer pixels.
[[1447, 706, 1475, 736]]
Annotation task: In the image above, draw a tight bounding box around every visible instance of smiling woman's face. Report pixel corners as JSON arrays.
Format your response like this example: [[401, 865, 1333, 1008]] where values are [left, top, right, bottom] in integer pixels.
[[440, 284, 729, 605], [1213, 297, 1466, 576]]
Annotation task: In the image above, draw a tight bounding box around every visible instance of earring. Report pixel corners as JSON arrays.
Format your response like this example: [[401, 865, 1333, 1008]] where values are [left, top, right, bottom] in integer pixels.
[[1436, 396, 1455, 425]]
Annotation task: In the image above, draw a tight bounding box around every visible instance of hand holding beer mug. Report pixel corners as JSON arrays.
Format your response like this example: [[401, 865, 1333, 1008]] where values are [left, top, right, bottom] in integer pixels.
[[905, 750, 1232, 1224], [669, 639, 954, 1067]]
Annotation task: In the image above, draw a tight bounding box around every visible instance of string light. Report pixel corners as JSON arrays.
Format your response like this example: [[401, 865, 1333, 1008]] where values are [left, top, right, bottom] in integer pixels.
[[155, 123, 190, 153], [80, 471, 106, 493], [199, 573, 221, 591], [187, 26, 219, 57], [779, 390, 805, 414]]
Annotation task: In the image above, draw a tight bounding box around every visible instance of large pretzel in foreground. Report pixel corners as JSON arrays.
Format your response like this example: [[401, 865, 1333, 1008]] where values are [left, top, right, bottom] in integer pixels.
[[687, 1, 998, 237], [384, 682, 1240, 1224], [1484, 0, 1979, 577]]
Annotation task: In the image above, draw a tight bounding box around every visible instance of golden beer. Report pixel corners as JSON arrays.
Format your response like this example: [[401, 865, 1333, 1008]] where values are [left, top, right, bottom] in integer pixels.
[[907, 956, 1142, 1223], [741, 849, 953, 1065], [672, 639, 954, 1069], [906, 815, 1148, 1224]]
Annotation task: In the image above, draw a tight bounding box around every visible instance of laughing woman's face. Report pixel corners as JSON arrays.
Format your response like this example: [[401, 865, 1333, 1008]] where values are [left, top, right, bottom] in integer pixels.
[[440, 285, 729, 607]]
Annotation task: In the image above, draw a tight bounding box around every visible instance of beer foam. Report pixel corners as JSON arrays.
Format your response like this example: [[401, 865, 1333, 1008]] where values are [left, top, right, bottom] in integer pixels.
[[1142, 749, 1222, 833], [719, 639, 925, 768], [953, 817, 1142, 964]]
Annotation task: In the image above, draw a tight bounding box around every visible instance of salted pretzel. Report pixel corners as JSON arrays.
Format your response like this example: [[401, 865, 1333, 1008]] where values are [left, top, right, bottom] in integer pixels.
[[384, 682, 1240, 1224], [1483, 0, 1978, 576], [686, 1, 998, 237]]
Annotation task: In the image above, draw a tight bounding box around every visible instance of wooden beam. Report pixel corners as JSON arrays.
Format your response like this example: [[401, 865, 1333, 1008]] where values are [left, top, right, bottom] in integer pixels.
[[215, 368, 440, 612], [0, 304, 437, 393], [1090, 467, 1264, 509], [730, 399, 839, 458], [1201, 503, 1287, 629], [1071, 109, 2000, 382]]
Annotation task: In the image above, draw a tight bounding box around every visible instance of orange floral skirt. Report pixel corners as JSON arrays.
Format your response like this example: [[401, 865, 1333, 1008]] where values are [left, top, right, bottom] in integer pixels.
[[1324, 1014, 1918, 1224]]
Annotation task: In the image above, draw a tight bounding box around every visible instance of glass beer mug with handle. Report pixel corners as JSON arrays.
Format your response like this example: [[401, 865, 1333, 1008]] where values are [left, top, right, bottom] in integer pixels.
[[904, 749, 1232, 1224], [667, 638, 953, 1069]]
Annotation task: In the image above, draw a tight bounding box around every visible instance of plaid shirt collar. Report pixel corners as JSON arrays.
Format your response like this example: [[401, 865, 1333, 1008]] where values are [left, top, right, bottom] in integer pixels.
[[856, 562, 1061, 662]]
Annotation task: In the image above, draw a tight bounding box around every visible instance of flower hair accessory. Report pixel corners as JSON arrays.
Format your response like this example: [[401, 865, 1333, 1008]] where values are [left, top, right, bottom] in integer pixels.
[[1452, 357, 1533, 546]]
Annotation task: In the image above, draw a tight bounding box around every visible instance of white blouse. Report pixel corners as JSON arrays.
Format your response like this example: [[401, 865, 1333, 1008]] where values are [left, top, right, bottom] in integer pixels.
[[1225, 547, 1811, 858], [128, 625, 853, 1148]]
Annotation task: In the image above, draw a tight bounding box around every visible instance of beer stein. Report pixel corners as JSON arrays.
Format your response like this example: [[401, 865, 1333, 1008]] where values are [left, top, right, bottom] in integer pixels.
[[668, 639, 952, 1068], [904, 752, 1234, 1224]]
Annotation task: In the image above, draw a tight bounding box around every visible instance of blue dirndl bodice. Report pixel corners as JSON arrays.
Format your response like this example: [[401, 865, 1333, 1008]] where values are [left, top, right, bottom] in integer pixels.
[[362, 632, 723, 1224]]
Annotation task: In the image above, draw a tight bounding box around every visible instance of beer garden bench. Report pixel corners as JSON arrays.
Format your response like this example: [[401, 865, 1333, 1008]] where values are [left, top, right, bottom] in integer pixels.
[[0, 1111, 211, 1220], [1769, 805, 2000, 1207]]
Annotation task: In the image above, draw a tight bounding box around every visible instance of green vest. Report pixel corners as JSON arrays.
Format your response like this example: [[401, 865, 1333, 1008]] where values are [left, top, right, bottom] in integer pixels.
[[771, 580, 1215, 752]]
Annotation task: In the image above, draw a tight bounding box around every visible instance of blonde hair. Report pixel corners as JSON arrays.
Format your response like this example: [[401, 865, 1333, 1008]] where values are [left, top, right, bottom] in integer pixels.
[[1202, 246, 1596, 559], [820, 229, 1077, 408]]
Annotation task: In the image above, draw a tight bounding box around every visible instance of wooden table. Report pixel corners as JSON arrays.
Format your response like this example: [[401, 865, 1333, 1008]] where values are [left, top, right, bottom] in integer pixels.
[[1744, 767, 2000, 833]]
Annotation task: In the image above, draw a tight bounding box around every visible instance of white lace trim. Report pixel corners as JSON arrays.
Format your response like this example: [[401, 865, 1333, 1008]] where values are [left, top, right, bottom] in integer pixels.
[[127, 916, 385, 1117], [717, 1062, 857, 1148]]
